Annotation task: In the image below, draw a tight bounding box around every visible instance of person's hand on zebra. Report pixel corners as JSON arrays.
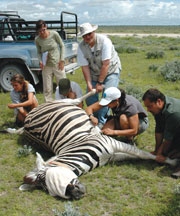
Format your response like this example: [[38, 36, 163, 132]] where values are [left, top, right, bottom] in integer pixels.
[[89, 113, 98, 126], [101, 128, 114, 135]]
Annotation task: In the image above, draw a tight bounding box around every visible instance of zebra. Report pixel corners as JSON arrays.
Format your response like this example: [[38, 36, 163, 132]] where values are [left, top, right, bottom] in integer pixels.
[[17, 94, 178, 200]]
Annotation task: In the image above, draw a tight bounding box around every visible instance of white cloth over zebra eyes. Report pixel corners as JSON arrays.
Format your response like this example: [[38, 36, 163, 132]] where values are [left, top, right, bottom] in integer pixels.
[[45, 166, 77, 199]]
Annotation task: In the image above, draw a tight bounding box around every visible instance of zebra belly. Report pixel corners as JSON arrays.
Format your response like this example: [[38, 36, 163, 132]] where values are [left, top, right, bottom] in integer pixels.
[[24, 101, 95, 154]]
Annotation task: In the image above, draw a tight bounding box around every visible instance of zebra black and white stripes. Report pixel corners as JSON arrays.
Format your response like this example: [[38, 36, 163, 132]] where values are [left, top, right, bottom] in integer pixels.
[[24, 102, 97, 154], [21, 100, 178, 199]]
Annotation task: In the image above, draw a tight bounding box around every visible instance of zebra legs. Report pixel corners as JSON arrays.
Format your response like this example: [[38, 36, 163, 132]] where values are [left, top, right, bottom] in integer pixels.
[[110, 152, 139, 162], [110, 138, 178, 166]]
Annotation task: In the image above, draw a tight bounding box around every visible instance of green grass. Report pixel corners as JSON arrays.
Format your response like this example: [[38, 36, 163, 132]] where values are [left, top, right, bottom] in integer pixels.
[[1, 32, 180, 216]]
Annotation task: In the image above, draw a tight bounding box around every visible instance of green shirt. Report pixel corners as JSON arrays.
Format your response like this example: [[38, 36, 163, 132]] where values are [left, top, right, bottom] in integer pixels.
[[35, 30, 65, 66], [155, 96, 180, 141]]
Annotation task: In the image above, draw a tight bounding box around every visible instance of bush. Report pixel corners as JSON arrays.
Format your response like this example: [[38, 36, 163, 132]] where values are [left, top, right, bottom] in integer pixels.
[[126, 45, 138, 53], [124, 84, 143, 101], [169, 45, 179, 50], [175, 52, 180, 57], [148, 64, 159, 72], [17, 145, 32, 158], [115, 45, 138, 54], [115, 45, 125, 53], [160, 60, 180, 81], [146, 50, 165, 59], [52, 202, 90, 216]]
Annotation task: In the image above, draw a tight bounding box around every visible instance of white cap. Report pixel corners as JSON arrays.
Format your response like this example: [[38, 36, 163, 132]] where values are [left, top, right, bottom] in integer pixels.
[[78, 22, 98, 37], [45, 166, 77, 199], [99, 87, 121, 106]]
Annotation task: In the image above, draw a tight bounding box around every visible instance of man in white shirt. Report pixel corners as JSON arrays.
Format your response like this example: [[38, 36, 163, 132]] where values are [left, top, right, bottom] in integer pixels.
[[77, 22, 121, 128], [55, 78, 83, 108]]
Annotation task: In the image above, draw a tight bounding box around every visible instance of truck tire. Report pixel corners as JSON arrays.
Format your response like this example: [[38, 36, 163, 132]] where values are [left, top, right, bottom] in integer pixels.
[[0, 64, 25, 92]]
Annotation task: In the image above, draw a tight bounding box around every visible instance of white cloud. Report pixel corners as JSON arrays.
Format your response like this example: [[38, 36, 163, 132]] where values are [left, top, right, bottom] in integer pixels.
[[34, 4, 45, 10], [83, 11, 90, 19], [1, 0, 180, 25]]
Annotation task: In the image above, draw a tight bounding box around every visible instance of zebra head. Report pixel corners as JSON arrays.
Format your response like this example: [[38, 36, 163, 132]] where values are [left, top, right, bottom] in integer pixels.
[[20, 153, 86, 200], [22, 152, 45, 185]]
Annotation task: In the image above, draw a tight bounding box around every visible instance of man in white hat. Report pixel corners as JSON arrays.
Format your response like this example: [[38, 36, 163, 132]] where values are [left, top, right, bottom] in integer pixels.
[[77, 23, 121, 128], [86, 87, 149, 143]]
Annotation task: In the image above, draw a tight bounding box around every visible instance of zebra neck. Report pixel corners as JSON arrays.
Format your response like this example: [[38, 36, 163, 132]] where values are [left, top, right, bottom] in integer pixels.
[[48, 161, 70, 169]]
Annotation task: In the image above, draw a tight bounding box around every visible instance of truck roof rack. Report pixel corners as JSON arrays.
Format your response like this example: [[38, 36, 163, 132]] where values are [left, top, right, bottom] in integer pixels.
[[0, 11, 78, 41], [0, 11, 20, 18]]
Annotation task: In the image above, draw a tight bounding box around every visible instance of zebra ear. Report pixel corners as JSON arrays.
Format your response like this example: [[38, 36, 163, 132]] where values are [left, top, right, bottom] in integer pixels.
[[36, 152, 45, 171]]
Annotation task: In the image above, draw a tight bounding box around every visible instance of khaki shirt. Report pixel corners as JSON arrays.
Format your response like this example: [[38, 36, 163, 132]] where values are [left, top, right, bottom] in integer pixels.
[[35, 30, 65, 66]]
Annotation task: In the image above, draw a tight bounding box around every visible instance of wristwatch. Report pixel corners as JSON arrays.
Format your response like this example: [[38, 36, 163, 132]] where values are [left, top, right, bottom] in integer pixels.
[[97, 81, 104, 85], [89, 113, 94, 118]]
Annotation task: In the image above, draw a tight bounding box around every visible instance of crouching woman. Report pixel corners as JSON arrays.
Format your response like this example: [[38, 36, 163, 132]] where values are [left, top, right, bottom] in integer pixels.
[[8, 74, 38, 126], [86, 87, 149, 143]]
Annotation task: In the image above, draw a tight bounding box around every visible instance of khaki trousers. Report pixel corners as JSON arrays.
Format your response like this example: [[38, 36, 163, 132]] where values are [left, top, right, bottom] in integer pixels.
[[42, 65, 66, 102]]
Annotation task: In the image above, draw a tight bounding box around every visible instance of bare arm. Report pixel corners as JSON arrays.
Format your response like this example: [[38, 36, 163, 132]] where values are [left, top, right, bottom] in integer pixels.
[[85, 101, 103, 126], [153, 133, 163, 154], [156, 139, 172, 163], [55, 31, 65, 61], [82, 65, 93, 92], [35, 39, 44, 70], [8, 92, 35, 109], [102, 114, 139, 136], [98, 59, 110, 82], [96, 59, 110, 93]]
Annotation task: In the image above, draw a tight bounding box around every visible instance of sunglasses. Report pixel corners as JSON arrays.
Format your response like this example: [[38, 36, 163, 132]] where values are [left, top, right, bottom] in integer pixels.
[[83, 32, 93, 38]]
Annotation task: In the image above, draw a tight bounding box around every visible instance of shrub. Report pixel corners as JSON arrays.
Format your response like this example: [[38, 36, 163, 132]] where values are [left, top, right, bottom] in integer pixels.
[[124, 84, 143, 101], [126, 45, 138, 53], [175, 52, 180, 57], [52, 202, 90, 216], [17, 145, 32, 157], [174, 183, 180, 194], [115, 45, 125, 53], [160, 60, 180, 81], [115, 45, 137, 54], [146, 50, 165, 59], [148, 64, 159, 72], [169, 45, 179, 50]]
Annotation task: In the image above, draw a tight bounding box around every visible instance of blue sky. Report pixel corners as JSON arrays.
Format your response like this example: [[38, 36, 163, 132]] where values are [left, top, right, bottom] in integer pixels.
[[1, 0, 180, 25]]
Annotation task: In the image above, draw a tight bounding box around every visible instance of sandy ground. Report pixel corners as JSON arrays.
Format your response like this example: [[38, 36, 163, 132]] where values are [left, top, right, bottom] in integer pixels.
[[101, 33, 180, 38]]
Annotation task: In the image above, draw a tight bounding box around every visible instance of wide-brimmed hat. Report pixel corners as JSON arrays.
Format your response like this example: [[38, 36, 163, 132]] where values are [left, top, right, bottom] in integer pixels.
[[99, 87, 121, 106], [59, 78, 71, 95], [78, 22, 98, 37]]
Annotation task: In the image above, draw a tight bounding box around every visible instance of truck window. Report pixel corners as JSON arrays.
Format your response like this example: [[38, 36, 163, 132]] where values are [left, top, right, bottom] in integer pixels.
[[3, 23, 13, 41], [4, 23, 10, 35]]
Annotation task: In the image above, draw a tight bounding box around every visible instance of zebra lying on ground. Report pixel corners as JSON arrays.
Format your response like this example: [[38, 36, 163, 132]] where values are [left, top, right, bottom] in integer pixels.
[[16, 90, 178, 200]]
